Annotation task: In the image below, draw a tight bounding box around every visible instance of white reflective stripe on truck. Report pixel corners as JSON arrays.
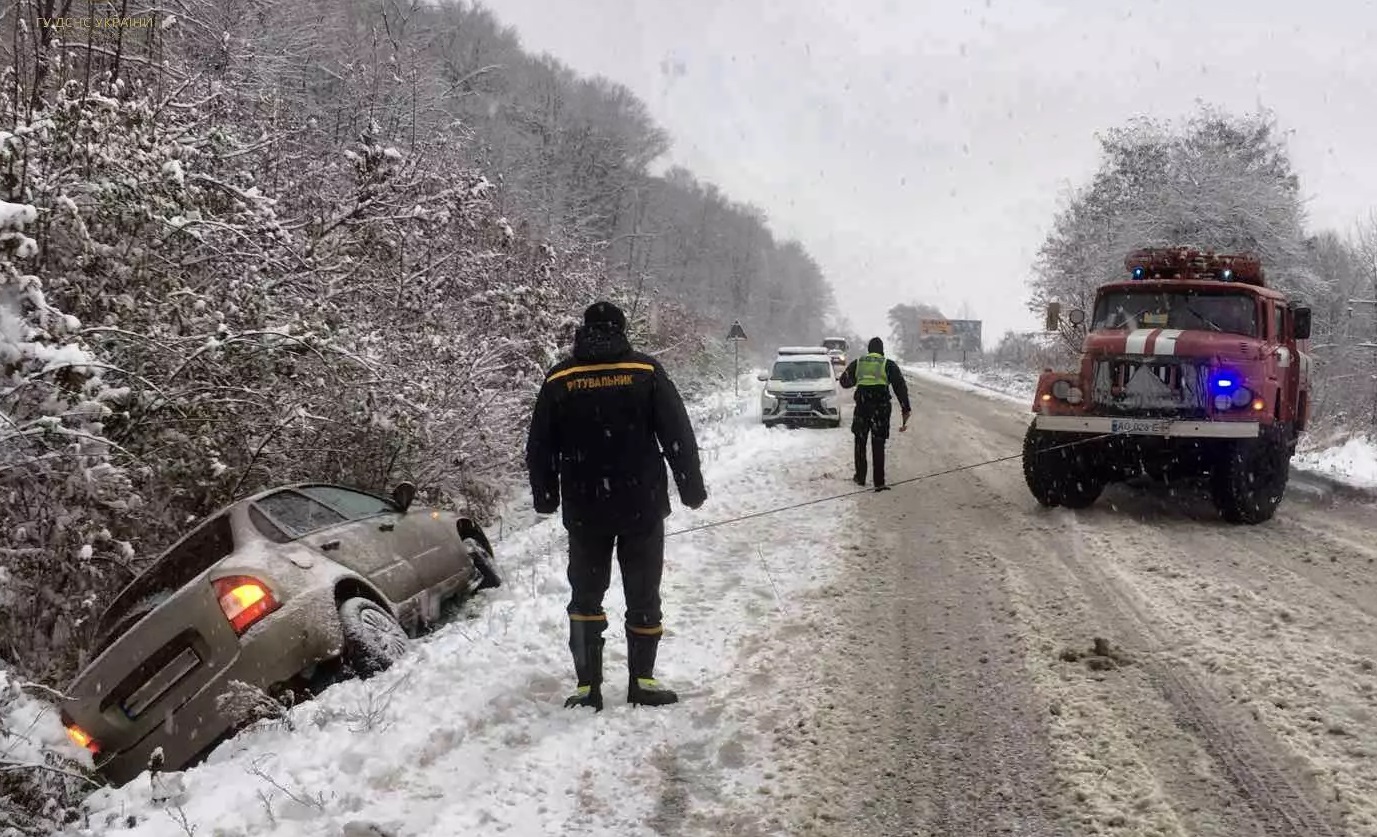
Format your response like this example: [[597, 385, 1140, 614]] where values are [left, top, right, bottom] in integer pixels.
[[1034, 415, 1261, 438]]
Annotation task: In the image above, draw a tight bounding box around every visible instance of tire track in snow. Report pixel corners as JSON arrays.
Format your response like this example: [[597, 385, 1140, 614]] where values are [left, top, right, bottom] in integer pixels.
[[918, 394, 1278, 835], [770, 389, 1071, 835], [1057, 515, 1346, 837], [901, 379, 1349, 835]]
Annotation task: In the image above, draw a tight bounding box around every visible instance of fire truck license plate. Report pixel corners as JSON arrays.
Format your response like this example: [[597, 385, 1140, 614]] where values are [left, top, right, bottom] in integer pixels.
[[1110, 418, 1171, 435]]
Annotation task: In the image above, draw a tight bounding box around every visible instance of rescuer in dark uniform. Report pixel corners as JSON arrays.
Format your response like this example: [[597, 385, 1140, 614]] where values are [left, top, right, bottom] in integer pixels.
[[838, 337, 912, 491], [525, 301, 707, 711]]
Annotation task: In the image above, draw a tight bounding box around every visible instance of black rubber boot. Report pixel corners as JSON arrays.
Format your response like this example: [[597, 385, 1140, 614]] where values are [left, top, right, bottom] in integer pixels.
[[627, 626, 678, 707], [564, 616, 605, 711]]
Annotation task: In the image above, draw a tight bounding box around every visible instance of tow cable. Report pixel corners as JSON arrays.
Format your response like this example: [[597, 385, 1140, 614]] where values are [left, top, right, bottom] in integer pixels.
[[664, 431, 1116, 539]]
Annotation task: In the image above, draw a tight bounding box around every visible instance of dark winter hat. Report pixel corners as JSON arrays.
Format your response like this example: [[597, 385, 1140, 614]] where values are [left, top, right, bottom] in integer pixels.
[[583, 301, 627, 332], [868, 337, 884, 354]]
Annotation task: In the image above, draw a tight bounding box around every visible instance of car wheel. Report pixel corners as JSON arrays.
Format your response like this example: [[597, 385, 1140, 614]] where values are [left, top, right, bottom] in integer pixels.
[[338, 597, 408, 679], [463, 537, 503, 590]]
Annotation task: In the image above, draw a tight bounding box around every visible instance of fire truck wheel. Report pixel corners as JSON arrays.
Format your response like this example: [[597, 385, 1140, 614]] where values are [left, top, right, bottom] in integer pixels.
[[1022, 423, 1104, 509], [1209, 427, 1291, 524]]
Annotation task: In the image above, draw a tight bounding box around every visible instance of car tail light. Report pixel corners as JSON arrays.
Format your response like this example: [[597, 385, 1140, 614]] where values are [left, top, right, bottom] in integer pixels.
[[213, 575, 280, 635], [64, 721, 100, 754]]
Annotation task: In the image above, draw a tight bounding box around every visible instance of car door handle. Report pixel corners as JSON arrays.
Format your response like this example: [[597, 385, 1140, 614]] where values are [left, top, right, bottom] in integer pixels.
[[320, 539, 341, 551], [378, 522, 395, 532]]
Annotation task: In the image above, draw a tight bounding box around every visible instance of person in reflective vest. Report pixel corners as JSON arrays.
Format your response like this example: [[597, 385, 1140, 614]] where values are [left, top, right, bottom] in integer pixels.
[[837, 337, 912, 491]]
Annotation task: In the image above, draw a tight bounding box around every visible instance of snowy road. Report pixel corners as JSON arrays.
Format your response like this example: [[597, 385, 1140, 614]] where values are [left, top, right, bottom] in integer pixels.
[[62, 375, 1377, 836], [769, 374, 1377, 836]]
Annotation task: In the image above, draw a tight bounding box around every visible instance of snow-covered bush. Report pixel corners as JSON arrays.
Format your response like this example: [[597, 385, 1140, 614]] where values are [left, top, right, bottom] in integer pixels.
[[0, 0, 829, 688], [0, 667, 95, 834], [0, 189, 136, 680], [0, 77, 616, 678], [990, 329, 1076, 372]]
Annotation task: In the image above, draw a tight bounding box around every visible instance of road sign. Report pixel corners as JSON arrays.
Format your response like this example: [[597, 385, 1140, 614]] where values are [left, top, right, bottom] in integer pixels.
[[725, 320, 748, 395], [916, 319, 982, 353]]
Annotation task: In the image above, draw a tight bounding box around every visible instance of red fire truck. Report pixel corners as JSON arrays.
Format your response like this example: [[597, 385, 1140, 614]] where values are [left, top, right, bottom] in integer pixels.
[[1023, 246, 1313, 524]]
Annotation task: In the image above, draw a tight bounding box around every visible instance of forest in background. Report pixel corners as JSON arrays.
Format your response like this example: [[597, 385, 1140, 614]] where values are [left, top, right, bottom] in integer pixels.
[[0, 0, 838, 695]]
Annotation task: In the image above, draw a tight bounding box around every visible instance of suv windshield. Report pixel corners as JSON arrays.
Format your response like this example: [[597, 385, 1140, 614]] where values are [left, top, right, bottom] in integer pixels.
[[822, 339, 846, 352], [771, 360, 833, 381], [1092, 290, 1258, 336]]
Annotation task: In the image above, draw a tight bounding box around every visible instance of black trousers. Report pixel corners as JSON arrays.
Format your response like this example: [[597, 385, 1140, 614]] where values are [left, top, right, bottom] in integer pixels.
[[566, 518, 664, 630], [853, 400, 892, 487]]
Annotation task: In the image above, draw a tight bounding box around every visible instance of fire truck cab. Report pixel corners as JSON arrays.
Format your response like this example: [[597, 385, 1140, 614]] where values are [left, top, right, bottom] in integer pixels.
[[1024, 246, 1313, 524]]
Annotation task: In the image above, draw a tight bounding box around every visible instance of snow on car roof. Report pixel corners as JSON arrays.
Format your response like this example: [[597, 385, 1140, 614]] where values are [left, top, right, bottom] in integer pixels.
[[776, 346, 828, 355], [773, 353, 832, 362]]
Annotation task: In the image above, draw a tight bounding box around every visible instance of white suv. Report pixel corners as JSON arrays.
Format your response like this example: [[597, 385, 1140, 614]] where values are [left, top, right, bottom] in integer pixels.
[[758, 351, 842, 428]]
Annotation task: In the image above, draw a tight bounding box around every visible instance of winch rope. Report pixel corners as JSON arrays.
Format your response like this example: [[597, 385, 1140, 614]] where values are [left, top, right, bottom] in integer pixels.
[[664, 430, 1115, 539]]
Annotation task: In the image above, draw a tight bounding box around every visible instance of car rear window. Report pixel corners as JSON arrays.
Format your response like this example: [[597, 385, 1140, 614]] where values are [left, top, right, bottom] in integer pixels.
[[93, 514, 235, 652], [249, 506, 291, 543], [299, 486, 395, 519], [255, 490, 348, 536]]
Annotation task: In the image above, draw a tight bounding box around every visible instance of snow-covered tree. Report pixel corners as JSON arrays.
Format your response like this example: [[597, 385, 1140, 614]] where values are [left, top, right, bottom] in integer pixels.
[[0, 0, 838, 698], [1030, 105, 1312, 316], [887, 302, 946, 360]]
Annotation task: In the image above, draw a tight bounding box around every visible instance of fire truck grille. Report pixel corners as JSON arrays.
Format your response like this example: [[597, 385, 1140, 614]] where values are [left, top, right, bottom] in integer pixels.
[[1091, 357, 1209, 417]]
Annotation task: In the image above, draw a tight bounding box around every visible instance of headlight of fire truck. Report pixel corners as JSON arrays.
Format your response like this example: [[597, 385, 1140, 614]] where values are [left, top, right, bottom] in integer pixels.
[[1211, 375, 1264, 412], [1048, 379, 1084, 405]]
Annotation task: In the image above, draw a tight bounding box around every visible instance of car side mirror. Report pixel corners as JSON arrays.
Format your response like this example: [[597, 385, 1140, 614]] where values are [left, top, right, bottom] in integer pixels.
[[391, 481, 416, 513], [1292, 306, 1311, 340], [756, 372, 769, 382], [1068, 309, 1086, 326]]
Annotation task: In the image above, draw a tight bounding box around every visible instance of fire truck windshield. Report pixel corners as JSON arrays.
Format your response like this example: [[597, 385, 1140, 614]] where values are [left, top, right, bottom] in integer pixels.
[[1091, 290, 1258, 336]]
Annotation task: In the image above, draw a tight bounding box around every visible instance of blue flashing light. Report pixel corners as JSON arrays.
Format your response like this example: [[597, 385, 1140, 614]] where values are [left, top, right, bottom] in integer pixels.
[[1213, 373, 1241, 392], [1221, 268, 1233, 281], [1131, 265, 1145, 280]]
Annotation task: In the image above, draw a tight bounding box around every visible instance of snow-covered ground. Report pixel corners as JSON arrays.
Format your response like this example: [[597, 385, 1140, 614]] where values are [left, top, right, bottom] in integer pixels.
[[42, 374, 857, 836], [905, 360, 1377, 490], [0, 667, 79, 767], [1294, 434, 1377, 489]]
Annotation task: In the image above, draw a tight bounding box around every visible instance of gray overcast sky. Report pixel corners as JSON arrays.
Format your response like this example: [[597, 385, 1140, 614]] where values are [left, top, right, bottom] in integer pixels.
[[486, 0, 1377, 344]]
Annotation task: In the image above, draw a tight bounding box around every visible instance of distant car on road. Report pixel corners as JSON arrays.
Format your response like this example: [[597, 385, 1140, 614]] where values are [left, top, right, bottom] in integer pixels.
[[759, 350, 843, 428], [60, 481, 501, 787], [822, 336, 848, 371]]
